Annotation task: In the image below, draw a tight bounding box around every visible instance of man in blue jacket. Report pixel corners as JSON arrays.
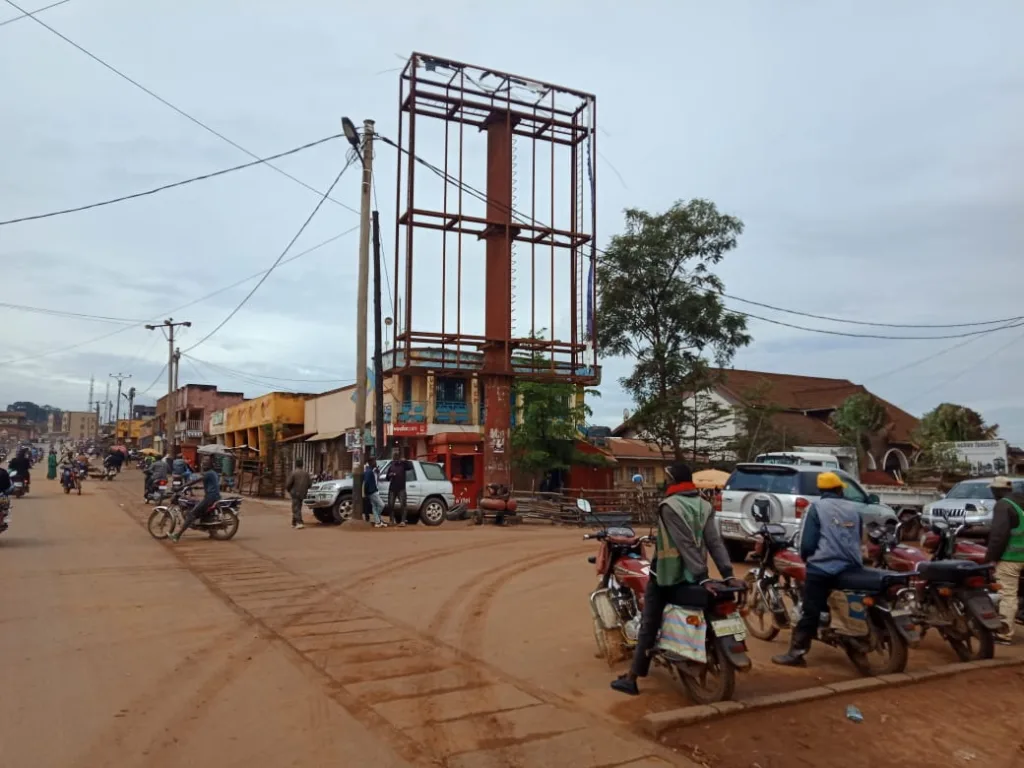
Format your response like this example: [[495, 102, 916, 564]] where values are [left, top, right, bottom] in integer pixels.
[[773, 471, 865, 667]]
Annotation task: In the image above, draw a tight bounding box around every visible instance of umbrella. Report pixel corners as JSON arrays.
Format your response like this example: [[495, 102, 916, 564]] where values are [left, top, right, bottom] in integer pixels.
[[693, 469, 731, 490], [197, 444, 231, 456], [140, 448, 160, 456]]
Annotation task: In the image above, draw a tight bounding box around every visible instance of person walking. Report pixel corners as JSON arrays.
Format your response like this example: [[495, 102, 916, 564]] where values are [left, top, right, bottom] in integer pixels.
[[985, 476, 1024, 644], [47, 448, 57, 480], [364, 457, 387, 528], [385, 454, 411, 527], [285, 458, 312, 530]]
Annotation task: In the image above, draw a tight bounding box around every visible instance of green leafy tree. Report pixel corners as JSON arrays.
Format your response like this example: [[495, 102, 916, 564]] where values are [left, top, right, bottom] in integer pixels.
[[915, 403, 998, 444], [728, 383, 793, 461], [830, 393, 889, 469], [598, 199, 750, 460]]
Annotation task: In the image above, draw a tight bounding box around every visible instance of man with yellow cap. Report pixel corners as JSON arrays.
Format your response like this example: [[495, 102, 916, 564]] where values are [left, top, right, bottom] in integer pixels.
[[773, 471, 866, 667]]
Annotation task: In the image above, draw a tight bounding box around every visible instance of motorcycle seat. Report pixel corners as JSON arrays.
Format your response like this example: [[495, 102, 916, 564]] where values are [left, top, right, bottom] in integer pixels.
[[836, 567, 910, 593], [915, 560, 991, 584]]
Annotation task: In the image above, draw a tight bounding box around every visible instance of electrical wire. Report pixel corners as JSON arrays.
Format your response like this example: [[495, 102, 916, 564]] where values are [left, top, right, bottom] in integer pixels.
[[3, 0, 359, 216], [184, 353, 353, 385], [137, 362, 168, 397], [0, 301, 143, 324], [181, 155, 357, 354], [907, 325, 1024, 406], [186, 355, 298, 394], [0, 0, 68, 26], [0, 134, 344, 227]]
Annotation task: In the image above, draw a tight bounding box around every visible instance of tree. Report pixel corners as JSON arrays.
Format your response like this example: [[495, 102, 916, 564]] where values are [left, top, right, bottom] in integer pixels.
[[728, 382, 793, 461], [830, 393, 890, 469], [598, 199, 751, 460], [6, 401, 59, 424], [915, 403, 998, 445]]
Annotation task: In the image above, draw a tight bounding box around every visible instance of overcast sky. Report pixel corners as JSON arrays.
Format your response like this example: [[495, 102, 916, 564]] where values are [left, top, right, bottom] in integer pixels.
[[2, 1, 1023, 442]]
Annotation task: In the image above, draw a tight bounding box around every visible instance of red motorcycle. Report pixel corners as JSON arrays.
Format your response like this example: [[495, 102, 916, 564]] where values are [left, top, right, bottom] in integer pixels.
[[585, 519, 751, 704], [867, 518, 1005, 658]]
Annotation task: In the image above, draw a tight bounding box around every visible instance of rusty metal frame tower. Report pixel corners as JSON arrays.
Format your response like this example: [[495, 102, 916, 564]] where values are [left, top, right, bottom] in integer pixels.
[[393, 53, 598, 488]]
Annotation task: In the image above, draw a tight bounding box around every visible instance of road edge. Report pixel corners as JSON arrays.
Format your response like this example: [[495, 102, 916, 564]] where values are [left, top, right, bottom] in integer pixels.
[[640, 657, 1024, 737]]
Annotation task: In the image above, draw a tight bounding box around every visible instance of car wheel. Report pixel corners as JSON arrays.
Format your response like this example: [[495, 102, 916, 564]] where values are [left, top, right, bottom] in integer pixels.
[[313, 508, 335, 525], [420, 497, 447, 527], [332, 494, 353, 524]]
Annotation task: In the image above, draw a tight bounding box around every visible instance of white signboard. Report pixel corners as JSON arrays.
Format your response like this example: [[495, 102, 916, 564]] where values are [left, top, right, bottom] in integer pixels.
[[941, 440, 1008, 477]]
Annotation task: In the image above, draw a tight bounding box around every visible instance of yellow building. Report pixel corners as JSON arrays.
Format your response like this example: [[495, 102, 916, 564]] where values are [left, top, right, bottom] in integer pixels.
[[115, 419, 144, 442], [223, 392, 309, 457]]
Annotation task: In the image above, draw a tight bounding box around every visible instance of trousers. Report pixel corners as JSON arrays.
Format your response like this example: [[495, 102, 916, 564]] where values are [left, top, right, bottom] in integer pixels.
[[290, 496, 304, 525], [996, 561, 1022, 640], [388, 488, 408, 523]]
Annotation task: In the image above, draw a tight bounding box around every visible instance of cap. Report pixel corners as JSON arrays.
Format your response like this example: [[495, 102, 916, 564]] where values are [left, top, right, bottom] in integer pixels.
[[817, 472, 847, 491], [989, 476, 1012, 490]]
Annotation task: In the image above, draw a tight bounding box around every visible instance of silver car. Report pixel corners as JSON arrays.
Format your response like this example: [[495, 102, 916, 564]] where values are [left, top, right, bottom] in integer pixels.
[[717, 463, 898, 555], [921, 476, 1024, 537]]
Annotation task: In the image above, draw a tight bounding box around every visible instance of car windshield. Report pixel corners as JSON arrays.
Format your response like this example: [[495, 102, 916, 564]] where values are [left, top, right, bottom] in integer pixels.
[[727, 468, 800, 494], [946, 481, 995, 500]]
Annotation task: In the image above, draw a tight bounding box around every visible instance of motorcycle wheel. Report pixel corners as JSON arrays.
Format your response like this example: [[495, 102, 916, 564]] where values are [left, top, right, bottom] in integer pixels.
[[63, 484, 70, 495], [592, 617, 628, 666], [208, 511, 239, 541], [944, 610, 994, 662], [675, 642, 735, 705], [844, 614, 908, 676], [147, 509, 174, 540], [743, 572, 780, 641]]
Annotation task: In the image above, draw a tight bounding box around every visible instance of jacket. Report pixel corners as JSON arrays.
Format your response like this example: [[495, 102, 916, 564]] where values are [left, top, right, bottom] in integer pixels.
[[363, 468, 379, 495], [986, 492, 1024, 563], [654, 486, 734, 586], [285, 468, 312, 500], [800, 491, 864, 576], [149, 460, 169, 481]]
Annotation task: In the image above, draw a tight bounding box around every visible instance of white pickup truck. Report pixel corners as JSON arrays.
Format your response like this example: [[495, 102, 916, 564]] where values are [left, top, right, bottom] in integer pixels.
[[303, 459, 454, 526]]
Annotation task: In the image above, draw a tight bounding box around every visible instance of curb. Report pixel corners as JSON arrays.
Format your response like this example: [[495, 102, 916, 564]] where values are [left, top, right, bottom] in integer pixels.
[[640, 657, 1024, 737]]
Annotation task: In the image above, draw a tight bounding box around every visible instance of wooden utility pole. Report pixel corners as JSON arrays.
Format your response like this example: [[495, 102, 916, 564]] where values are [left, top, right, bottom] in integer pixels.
[[372, 210, 385, 459], [350, 118, 374, 518], [110, 373, 131, 435], [145, 319, 190, 457]]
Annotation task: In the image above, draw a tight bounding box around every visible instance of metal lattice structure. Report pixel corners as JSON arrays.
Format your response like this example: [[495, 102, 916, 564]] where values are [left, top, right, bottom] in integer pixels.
[[392, 52, 599, 487]]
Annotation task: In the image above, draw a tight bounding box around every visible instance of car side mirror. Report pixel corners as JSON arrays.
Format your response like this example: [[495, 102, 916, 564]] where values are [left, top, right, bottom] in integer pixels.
[[867, 493, 879, 504]]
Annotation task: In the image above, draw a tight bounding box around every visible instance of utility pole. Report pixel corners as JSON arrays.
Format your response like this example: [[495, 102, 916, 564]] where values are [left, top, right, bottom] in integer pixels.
[[344, 116, 374, 518], [145, 319, 191, 457], [372, 210, 385, 459], [110, 373, 131, 436], [123, 386, 136, 445]]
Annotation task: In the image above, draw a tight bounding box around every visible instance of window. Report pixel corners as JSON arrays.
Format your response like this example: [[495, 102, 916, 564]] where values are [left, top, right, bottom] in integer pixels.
[[840, 479, 869, 504], [726, 467, 800, 494], [421, 462, 448, 481], [435, 377, 466, 403], [402, 376, 412, 404]]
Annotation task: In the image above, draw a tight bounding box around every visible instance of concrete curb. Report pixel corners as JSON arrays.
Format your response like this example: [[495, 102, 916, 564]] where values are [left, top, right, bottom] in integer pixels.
[[640, 657, 1024, 737]]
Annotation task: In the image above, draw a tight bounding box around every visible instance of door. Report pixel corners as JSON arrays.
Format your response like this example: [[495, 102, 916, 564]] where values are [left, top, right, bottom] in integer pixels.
[[404, 461, 422, 510]]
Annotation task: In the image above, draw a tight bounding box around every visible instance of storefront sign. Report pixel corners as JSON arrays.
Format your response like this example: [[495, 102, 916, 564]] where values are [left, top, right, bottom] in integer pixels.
[[388, 423, 428, 437]]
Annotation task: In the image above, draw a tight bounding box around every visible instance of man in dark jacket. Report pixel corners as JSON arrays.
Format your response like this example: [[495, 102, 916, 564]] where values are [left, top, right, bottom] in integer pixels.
[[773, 472, 865, 666], [611, 463, 743, 696], [8, 450, 30, 491], [285, 458, 312, 530], [386, 455, 412, 527], [168, 457, 220, 543], [984, 476, 1024, 644]]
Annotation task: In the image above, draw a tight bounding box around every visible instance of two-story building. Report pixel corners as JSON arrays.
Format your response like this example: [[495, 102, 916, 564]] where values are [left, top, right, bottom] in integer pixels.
[[0, 411, 36, 444], [222, 392, 309, 458], [155, 384, 245, 461], [115, 419, 145, 445]]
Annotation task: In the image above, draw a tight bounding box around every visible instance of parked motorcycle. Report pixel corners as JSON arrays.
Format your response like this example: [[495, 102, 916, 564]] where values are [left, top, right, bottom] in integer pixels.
[[868, 519, 1005, 658], [147, 492, 242, 541], [60, 465, 81, 495], [584, 500, 751, 704], [743, 505, 919, 676]]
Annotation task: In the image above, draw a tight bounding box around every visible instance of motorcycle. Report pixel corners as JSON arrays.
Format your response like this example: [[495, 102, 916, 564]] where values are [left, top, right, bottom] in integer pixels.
[[8, 470, 26, 498], [584, 500, 751, 704], [143, 475, 174, 504], [147, 492, 242, 541], [0, 492, 10, 535], [868, 519, 1005, 658], [61, 464, 82, 495], [743, 504, 919, 676]]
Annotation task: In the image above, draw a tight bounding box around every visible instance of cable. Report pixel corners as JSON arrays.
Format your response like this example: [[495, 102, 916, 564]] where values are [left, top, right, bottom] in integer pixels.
[[0, 301, 143, 324], [907, 325, 1024, 406], [137, 362, 168, 397], [0, 0, 68, 26], [3, 0, 359, 216], [720, 292, 1024, 330], [186, 355, 298, 395], [862, 326, 1023, 384], [370, 176, 396, 319], [184, 354, 353, 384], [0, 134, 343, 227], [181, 155, 357, 353]]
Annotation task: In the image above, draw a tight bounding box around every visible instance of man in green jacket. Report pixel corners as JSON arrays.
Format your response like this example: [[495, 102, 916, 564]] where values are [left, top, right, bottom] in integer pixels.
[[985, 476, 1024, 644], [611, 462, 743, 696]]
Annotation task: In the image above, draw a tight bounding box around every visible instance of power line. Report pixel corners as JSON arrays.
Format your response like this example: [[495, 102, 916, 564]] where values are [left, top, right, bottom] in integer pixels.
[[720, 292, 1024, 330], [0, 134, 344, 227], [3, 0, 359, 216], [0, 0, 68, 27], [907, 325, 1024, 406], [863, 326, 1024, 384], [185, 355, 299, 395], [0, 301, 143, 324], [184, 353, 354, 385], [370, 176, 396, 319], [181, 155, 357, 353], [138, 362, 168, 396]]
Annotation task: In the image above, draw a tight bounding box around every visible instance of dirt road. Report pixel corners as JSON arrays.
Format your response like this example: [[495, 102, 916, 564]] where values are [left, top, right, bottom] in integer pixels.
[[2, 471, 1018, 767]]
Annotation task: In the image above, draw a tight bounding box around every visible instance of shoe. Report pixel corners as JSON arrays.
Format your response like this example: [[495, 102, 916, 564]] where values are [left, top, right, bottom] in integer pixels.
[[995, 635, 1015, 646], [771, 629, 811, 667], [610, 675, 639, 696], [374, 522, 388, 528], [398, 522, 406, 527], [293, 522, 305, 530], [167, 533, 181, 543]]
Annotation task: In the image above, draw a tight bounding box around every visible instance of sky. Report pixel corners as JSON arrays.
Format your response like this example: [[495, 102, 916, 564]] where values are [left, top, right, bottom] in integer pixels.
[[2, 1, 1023, 441]]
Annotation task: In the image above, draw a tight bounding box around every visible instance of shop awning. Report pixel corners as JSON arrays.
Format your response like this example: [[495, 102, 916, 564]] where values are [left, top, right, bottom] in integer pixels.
[[278, 432, 315, 444], [307, 431, 344, 442]]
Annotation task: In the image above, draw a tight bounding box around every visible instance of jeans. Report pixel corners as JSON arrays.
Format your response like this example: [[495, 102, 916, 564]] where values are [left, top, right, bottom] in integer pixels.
[[794, 569, 842, 645], [290, 496, 304, 526], [179, 495, 217, 536], [630, 578, 709, 677], [996, 561, 1022, 639], [388, 488, 408, 524], [368, 492, 385, 524]]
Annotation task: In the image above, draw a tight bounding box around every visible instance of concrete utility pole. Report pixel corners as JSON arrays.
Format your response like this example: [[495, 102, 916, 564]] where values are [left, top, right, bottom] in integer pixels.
[[110, 373, 131, 435], [372, 210, 385, 459], [145, 319, 190, 457], [103, 381, 111, 425], [345, 117, 374, 519]]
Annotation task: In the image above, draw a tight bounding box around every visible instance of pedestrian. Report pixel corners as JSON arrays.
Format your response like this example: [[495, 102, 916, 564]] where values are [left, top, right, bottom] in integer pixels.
[[985, 476, 1024, 645], [364, 457, 387, 528], [168, 457, 220, 543], [285, 458, 312, 530], [385, 453, 411, 527], [47, 448, 57, 481]]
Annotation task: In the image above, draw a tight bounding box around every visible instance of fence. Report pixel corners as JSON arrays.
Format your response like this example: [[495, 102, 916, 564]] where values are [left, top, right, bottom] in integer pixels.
[[510, 487, 658, 526]]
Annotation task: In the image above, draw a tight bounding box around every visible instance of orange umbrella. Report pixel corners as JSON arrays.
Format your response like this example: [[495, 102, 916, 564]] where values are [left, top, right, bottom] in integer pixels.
[[693, 469, 730, 490]]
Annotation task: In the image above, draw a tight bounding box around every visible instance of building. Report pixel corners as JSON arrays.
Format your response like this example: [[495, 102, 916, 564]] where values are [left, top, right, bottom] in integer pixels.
[[604, 438, 671, 488], [155, 384, 245, 460], [115, 419, 145, 444], [209, 409, 227, 445], [222, 392, 309, 458], [132, 404, 156, 420], [287, 384, 359, 477], [64, 411, 99, 441], [0, 411, 36, 443]]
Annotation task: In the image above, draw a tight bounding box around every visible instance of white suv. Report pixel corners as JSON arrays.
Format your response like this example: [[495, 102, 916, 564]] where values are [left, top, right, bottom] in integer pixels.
[[717, 463, 898, 557]]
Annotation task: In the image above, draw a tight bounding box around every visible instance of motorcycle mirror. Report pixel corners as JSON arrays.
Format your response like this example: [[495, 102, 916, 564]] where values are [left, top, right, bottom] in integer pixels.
[[576, 498, 592, 514]]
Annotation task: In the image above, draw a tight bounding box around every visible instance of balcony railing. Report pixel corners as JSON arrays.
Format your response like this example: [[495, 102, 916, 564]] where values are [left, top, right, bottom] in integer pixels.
[[434, 400, 471, 425], [397, 401, 427, 424]]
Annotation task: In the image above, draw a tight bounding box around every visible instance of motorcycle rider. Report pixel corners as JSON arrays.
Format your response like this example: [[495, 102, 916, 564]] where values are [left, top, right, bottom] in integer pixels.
[[144, 454, 170, 500], [611, 462, 743, 696], [773, 472, 866, 667], [8, 449, 31, 491], [984, 476, 1024, 644], [167, 456, 220, 543]]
